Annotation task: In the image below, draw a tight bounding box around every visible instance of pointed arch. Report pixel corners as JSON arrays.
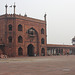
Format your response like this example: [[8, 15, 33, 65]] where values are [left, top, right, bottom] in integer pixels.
[[27, 27, 37, 34], [18, 36, 23, 43], [27, 44, 34, 56], [41, 38, 44, 44], [18, 47, 23, 56], [18, 24, 22, 31], [41, 28, 44, 34], [9, 24, 12, 31], [27, 27, 38, 38]]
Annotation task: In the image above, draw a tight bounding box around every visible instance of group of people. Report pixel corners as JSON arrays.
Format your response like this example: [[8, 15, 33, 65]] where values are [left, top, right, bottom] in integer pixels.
[[0, 54, 7, 58]]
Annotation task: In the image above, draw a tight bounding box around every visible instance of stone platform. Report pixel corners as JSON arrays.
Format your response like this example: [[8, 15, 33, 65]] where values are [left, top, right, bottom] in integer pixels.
[[0, 55, 75, 75]]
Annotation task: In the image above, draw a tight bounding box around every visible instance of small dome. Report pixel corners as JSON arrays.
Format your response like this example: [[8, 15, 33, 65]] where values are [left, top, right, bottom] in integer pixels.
[[24, 13, 27, 17]]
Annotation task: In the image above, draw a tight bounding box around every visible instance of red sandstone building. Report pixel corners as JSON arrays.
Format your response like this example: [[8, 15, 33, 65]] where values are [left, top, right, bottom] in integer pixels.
[[0, 4, 47, 57], [0, 4, 75, 57], [47, 44, 75, 55], [47, 29, 75, 56]]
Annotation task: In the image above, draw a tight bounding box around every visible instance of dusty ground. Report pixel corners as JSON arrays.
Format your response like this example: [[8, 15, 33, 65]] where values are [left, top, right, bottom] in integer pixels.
[[0, 55, 75, 75]]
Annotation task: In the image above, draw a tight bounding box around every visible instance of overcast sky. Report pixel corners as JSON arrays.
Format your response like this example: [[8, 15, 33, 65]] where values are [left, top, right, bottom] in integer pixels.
[[0, 0, 75, 45]]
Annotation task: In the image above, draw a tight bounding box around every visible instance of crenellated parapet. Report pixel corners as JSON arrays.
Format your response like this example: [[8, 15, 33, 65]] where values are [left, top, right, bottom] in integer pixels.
[[0, 14, 45, 24]]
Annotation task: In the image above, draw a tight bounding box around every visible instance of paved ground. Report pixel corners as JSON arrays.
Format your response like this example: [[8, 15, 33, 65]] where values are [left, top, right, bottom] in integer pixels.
[[0, 55, 75, 75]]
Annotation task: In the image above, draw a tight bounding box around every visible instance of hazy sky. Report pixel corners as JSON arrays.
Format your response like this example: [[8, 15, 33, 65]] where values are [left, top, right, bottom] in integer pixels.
[[0, 0, 75, 45]]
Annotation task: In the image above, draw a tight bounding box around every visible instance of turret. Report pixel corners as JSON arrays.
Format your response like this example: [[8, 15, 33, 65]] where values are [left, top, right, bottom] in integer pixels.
[[5, 4, 8, 15], [13, 3, 16, 15]]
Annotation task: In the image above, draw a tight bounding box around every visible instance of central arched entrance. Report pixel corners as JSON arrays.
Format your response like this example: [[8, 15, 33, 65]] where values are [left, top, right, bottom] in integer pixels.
[[27, 44, 34, 56]]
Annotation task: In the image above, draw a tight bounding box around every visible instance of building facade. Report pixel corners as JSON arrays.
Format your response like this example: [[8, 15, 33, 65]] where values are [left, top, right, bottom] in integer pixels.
[[0, 4, 47, 57], [47, 44, 75, 55], [0, 4, 75, 57]]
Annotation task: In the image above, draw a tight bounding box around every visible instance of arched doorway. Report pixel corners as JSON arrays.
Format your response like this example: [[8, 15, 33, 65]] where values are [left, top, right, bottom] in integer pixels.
[[0, 49, 3, 55], [41, 48, 45, 56], [18, 47, 23, 56], [27, 44, 34, 56]]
